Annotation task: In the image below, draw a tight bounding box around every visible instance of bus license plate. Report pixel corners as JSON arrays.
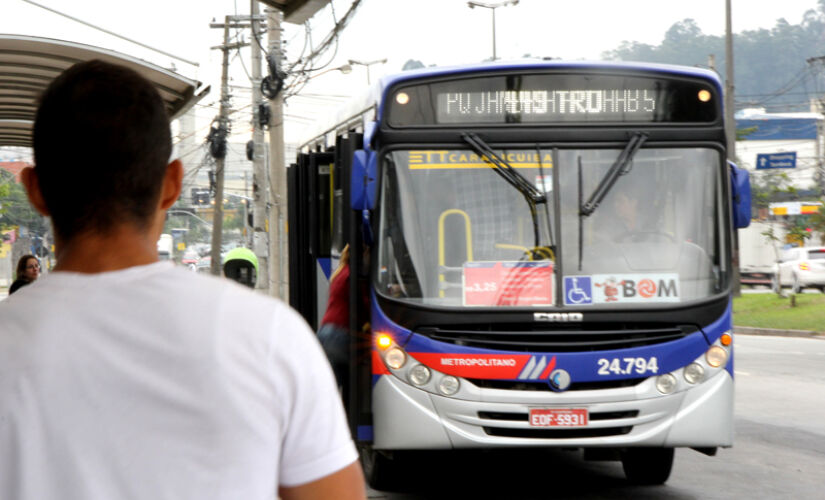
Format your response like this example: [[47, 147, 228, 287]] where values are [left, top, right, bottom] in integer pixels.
[[529, 408, 588, 427]]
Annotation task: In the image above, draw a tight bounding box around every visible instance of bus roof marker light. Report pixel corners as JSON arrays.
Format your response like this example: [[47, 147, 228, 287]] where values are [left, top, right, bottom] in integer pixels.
[[698, 89, 712, 102], [396, 92, 410, 105]]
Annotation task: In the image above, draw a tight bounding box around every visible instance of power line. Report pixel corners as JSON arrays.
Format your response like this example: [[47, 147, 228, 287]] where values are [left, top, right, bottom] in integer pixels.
[[21, 0, 200, 67]]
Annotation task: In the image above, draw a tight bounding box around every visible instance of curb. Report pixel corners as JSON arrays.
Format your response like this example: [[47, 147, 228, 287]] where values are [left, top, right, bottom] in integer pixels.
[[734, 326, 825, 339]]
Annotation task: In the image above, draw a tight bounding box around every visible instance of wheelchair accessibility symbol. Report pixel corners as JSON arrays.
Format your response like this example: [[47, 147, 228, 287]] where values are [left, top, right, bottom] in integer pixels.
[[564, 276, 593, 305]]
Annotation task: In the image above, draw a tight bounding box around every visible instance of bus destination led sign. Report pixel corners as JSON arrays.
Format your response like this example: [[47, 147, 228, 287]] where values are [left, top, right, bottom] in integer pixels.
[[387, 73, 718, 125], [440, 89, 657, 118]]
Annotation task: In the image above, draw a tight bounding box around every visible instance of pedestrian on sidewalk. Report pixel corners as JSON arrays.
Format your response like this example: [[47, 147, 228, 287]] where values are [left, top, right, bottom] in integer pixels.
[[0, 60, 365, 500], [8, 254, 40, 294]]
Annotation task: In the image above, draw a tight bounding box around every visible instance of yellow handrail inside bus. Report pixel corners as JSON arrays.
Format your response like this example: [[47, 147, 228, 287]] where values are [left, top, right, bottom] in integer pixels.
[[495, 243, 531, 257], [494, 243, 555, 261], [438, 209, 473, 298]]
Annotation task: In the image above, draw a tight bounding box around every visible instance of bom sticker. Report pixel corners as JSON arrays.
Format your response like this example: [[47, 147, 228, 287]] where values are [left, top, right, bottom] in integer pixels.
[[591, 274, 680, 303]]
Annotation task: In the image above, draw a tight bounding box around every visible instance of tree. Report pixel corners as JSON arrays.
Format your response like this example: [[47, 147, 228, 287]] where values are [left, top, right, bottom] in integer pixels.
[[808, 204, 825, 244], [786, 221, 813, 247], [603, 7, 825, 112], [402, 59, 425, 71], [749, 170, 796, 215], [0, 170, 49, 236], [760, 224, 784, 297]]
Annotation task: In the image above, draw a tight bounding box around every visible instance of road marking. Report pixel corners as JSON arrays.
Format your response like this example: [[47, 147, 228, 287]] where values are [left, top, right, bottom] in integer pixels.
[[735, 371, 751, 376]]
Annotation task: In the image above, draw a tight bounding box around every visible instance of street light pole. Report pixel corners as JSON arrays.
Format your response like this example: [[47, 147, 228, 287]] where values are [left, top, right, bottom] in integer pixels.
[[348, 58, 387, 85], [467, 0, 519, 61], [492, 7, 496, 60], [308, 63, 353, 81]]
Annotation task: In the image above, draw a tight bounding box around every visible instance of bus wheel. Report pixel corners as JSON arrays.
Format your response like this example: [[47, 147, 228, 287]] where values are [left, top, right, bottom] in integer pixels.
[[620, 447, 674, 485], [360, 445, 401, 491]]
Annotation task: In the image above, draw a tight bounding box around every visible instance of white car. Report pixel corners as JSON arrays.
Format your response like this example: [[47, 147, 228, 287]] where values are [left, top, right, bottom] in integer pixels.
[[772, 246, 825, 293]]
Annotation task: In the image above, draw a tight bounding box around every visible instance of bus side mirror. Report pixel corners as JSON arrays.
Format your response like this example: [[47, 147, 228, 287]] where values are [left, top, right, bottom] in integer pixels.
[[351, 149, 377, 210], [729, 162, 751, 229]]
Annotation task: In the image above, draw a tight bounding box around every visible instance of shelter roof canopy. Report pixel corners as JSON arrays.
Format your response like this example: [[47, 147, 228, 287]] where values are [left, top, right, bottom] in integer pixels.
[[0, 34, 208, 148]]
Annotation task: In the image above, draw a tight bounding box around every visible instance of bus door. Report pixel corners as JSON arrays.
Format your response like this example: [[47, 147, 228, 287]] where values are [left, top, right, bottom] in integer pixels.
[[336, 132, 375, 441], [287, 151, 335, 330]]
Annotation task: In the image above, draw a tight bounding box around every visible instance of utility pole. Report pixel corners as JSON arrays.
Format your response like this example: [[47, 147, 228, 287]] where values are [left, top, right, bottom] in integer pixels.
[[208, 16, 252, 276], [725, 0, 735, 161], [467, 1, 519, 61], [267, 8, 287, 299], [251, 0, 271, 293], [208, 20, 231, 276], [806, 56, 825, 195], [725, 0, 741, 296], [243, 171, 250, 247]]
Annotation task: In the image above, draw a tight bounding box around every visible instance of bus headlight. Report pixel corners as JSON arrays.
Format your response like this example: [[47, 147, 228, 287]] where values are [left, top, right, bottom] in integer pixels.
[[438, 375, 460, 396], [684, 363, 705, 384], [656, 373, 677, 394], [408, 364, 431, 386], [706, 346, 728, 368], [385, 348, 407, 370]]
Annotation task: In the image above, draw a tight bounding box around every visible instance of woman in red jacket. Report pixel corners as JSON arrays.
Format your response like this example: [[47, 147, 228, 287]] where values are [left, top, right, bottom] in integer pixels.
[[318, 244, 368, 397]]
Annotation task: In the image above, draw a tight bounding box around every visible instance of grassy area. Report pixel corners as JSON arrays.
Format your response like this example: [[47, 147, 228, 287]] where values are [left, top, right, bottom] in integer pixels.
[[733, 293, 825, 332]]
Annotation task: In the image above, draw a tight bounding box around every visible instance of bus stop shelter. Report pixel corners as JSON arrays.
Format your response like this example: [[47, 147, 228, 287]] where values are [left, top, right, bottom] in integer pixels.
[[0, 34, 208, 289], [0, 34, 208, 148]]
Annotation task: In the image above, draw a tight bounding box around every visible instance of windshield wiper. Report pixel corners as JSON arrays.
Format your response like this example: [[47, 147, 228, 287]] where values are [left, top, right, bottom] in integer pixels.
[[577, 132, 647, 271], [461, 133, 553, 254], [579, 132, 648, 217]]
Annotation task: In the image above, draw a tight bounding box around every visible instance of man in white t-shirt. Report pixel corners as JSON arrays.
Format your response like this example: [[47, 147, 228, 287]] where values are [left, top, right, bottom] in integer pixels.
[[0, 60, 365, 500]]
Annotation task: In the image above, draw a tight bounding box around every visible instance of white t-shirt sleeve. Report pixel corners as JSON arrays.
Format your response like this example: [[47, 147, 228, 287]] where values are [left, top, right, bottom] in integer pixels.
[[271, 305, 359, 487]]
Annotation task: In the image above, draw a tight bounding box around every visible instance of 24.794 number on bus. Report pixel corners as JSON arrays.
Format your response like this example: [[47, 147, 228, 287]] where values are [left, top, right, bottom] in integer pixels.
[[596, 357, 659, 376]]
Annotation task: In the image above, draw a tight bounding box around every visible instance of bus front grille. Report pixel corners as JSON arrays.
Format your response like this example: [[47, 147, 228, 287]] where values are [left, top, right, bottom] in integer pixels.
[[483, 426, 633, 439], [417, 324, 694, 352], [468, 378, 645, 391]]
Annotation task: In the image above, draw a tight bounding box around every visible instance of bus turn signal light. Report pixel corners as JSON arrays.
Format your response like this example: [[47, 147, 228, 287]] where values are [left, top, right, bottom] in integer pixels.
[[376, 334, 392, 350], [720, 333, 732, 346]]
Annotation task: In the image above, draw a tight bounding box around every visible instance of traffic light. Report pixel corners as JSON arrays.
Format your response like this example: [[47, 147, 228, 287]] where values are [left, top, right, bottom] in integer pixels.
[[191, 187, 211, 206]]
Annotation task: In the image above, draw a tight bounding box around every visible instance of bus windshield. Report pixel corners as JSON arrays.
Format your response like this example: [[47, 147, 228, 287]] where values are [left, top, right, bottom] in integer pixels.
[[375, 147, 725, 308]]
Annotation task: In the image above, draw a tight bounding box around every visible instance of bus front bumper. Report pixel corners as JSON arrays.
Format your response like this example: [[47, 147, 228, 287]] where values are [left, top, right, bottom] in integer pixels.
[[371, 369, 733, 450]]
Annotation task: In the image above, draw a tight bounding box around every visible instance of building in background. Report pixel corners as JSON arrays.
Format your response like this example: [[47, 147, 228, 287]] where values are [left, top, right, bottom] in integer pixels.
[[736, 107, 824, 192], [735, 107, 825, 286]]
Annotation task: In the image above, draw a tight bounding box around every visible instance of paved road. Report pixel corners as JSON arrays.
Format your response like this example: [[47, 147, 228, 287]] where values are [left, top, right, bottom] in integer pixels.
[[367, 335, 825, 499]]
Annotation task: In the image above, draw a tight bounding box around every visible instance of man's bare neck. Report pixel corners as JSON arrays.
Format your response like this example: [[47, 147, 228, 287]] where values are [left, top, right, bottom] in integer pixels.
[[53, 227, 160, 273]]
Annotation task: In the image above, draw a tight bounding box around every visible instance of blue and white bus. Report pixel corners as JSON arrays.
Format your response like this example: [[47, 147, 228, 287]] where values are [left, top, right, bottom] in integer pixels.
[[288, 60, 751, 488]]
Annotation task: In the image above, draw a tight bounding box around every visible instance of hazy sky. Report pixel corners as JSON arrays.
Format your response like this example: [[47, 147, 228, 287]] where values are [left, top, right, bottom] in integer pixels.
[[2, 0, 822, 144]]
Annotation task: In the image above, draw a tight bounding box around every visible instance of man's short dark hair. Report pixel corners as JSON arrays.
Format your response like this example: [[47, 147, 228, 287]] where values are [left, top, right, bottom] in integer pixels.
[[33, 59, 172, 240]]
